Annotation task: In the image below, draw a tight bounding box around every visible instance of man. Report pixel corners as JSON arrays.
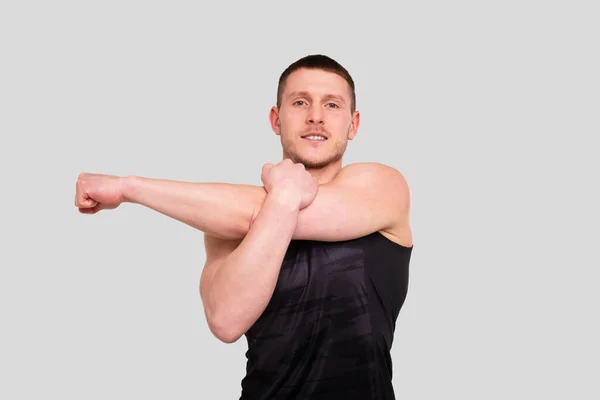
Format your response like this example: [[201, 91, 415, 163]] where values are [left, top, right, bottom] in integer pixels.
[[75, 54, 413, 399]]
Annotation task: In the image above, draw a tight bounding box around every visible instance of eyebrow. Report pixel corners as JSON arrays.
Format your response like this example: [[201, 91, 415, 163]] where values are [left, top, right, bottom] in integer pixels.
[[288, 91, 347, 105]]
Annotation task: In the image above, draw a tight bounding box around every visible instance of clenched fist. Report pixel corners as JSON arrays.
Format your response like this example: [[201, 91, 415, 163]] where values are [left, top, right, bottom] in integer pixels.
[[261, 159, 319, 210], [75, 173, 127, 214]]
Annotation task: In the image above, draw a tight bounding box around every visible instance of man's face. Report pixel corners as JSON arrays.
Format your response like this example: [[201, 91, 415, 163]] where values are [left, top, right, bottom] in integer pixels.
[[270, 68, 360, 169]]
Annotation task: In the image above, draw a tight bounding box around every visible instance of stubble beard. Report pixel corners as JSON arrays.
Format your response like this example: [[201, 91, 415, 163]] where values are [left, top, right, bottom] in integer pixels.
[[280, 128, 349, 170]]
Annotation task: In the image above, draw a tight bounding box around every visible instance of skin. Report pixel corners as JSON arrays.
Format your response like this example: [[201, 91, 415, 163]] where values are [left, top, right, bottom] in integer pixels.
[[269, 68, 360, 184], [74, 67, 412, 343]]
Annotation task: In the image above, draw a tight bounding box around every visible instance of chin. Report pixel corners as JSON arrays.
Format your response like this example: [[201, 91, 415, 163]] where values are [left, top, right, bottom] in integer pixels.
[[283, 140, 345, 169], [294, 153, 342, 169], [300, 160, 330, 169]]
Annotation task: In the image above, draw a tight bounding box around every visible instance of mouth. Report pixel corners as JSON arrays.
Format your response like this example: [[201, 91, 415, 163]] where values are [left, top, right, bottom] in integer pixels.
[[301, 133, 328, 142]]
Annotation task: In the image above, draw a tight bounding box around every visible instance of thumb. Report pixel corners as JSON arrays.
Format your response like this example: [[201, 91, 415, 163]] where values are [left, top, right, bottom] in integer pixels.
[[262, 162, 274, 176], [261, 163, 275, 186], [75, 192, 98, 209]]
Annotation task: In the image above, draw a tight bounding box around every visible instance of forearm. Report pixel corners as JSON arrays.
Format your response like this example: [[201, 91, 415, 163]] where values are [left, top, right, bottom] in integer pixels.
[[205, 189, 300, 341], [122, 176, 265, 239]]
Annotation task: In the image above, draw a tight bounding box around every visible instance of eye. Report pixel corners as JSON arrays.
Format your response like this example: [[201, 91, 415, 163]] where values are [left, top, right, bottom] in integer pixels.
[[294, 100, 306, 106], [326, 103, 339, 108]]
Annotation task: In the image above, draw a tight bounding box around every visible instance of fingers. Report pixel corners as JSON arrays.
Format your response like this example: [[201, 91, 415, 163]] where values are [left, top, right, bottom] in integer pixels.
[[262, 159, 307, 190], [262, 163, 274, 174], [75, 175, 97, 209], [75, 195, 98, 209], [261, 163, 274, 184], [74, 172, 103, 212], [263, 159, 299, 171], [78, 202, 115, 214]]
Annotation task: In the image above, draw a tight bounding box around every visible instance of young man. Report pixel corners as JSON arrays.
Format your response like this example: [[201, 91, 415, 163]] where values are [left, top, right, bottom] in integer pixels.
[[75, 54, 413, 399]]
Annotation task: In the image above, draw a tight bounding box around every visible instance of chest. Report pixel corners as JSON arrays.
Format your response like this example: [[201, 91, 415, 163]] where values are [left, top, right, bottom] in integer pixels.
[[269, 240, 368, 308]]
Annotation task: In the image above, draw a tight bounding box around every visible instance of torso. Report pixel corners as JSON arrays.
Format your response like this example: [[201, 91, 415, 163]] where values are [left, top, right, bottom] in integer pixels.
[[239, 230, 413, 400]]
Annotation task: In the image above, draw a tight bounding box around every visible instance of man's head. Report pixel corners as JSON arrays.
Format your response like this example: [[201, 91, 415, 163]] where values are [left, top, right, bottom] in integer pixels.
[[269, 54, 360, 170]]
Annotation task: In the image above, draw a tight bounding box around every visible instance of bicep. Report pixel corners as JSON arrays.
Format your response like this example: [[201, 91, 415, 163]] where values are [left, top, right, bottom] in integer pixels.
[[293, 163, 410, 242]]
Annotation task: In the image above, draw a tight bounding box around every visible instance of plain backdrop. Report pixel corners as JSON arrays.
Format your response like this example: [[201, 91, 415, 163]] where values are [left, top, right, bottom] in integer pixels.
[[1, 1, 599, 399]]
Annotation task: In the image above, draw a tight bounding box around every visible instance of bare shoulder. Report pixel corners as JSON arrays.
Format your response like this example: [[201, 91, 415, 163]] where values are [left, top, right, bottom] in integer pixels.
[[339, 162, 412, 248], [336, 162, 408, 191]]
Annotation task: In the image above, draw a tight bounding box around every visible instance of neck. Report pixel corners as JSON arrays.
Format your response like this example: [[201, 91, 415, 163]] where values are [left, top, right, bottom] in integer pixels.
[[309, 161, 343, 185], [281, 155, 342, 185]]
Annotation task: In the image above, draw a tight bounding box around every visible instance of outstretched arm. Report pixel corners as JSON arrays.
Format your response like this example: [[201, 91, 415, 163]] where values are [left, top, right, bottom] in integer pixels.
[[121, 162, 410, 241], [120, 162, 409, 241], [122, 178, 265, 240]]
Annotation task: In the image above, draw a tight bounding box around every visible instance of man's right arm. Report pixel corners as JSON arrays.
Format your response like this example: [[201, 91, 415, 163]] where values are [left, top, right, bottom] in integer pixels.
[[199, 185, 301, 343], [117, 162, 409, 243]]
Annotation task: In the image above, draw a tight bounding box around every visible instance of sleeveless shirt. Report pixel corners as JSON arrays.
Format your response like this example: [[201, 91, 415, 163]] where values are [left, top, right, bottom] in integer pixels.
[[239, 231, 413, 399]]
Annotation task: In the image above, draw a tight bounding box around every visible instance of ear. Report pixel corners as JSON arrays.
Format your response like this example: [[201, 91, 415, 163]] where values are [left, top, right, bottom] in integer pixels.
[[269, 106, 281, 136], [347, 110, 360, 140]]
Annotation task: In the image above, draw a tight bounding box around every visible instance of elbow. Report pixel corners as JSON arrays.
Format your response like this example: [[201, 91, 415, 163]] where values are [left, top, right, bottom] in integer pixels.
[[207, 312, 245, 344], [214, 328, 243, 344]]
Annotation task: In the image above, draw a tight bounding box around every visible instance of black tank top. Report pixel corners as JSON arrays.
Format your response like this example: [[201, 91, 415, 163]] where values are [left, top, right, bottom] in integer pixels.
[[239, 231, 413, 399]]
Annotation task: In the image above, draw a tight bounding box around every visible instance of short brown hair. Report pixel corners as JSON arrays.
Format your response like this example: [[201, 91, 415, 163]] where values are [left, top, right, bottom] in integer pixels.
[[276, 54, 356, 113]]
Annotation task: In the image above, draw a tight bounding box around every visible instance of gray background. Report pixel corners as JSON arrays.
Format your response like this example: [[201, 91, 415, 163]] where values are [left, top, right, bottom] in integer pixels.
[[1, 1, 599, 399]]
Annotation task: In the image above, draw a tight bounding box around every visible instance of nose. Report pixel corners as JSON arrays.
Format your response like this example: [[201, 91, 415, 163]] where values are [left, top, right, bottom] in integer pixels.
[[307, 104, 324, 124]]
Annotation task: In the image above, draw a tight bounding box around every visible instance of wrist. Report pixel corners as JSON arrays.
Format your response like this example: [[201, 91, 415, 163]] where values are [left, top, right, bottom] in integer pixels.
[[120, 175, 139, 203]]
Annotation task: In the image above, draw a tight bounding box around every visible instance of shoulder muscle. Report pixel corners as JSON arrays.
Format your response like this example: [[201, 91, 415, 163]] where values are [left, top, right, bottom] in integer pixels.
[[293, 162, 410, 241]]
